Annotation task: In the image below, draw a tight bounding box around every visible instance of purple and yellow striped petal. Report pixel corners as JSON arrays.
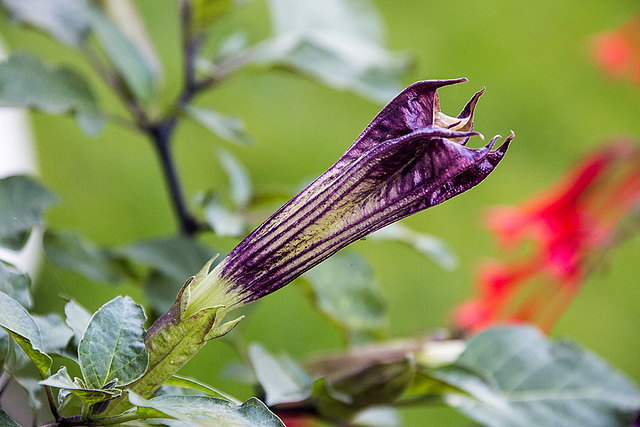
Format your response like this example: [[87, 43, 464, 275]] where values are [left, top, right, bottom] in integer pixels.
[[185, 79, 512, 316]]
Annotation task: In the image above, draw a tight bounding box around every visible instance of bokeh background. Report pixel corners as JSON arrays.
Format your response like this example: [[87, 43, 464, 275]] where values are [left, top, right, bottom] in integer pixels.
[[2, 0, 640, 425]]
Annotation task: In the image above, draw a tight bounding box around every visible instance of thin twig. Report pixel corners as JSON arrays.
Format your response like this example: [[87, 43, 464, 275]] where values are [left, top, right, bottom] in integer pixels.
[[180, 0, 197, 94], [42, 380, 61, 422], [191, 40, 260, 93], [147, 121, 202, 235], [81, 45, 150, 127]]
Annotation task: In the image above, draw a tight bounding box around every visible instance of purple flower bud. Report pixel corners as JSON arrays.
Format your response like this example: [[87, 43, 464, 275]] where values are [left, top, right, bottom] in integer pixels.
[[185, 79, 512, 316]]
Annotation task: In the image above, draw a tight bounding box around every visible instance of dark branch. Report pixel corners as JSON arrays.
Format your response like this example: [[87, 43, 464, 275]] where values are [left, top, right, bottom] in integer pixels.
[[86, 0, 232, 235], [147, 121, 202, 235]]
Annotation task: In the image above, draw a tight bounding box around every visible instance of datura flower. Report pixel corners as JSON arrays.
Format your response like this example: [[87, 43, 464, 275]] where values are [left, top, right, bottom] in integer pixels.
[[134, 78, 511, 398], [185, 78, 512, 317]]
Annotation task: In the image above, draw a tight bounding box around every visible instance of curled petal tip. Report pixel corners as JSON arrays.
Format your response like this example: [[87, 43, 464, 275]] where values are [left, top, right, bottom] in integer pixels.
[[485, 135, 501, 150], [486, 131, 514, 152], [502, 131, 515, 145], [495, 132, 514, 154], [443, 77, 467, 85]]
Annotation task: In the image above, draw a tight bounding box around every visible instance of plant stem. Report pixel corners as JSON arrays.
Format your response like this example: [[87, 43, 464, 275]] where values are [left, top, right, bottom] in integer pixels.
[[82, 44, 150, 127], [136, 0, 205, 235], [180, 0, 196, 92], [147, 121, 201, 235], [176, 0, 205, 110], [44, 383, 61, 423]]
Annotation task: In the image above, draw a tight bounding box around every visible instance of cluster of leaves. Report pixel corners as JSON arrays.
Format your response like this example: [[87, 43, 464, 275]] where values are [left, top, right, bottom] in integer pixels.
[[3, 199, 640, 426], [0, 291, 285, 425], [0, 0, 640, 426], [0, 175, 288, 425]]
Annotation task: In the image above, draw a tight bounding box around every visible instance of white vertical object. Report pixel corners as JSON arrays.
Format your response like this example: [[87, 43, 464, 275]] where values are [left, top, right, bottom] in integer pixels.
[[0, 35, 42, 277]]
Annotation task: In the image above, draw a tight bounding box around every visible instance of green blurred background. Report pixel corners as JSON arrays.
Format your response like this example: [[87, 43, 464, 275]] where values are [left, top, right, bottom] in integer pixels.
[[2, 0, 640, 424]]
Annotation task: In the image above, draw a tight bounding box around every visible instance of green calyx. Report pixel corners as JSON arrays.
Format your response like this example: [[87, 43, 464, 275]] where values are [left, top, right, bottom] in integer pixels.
[[107, 267, 243, 415]]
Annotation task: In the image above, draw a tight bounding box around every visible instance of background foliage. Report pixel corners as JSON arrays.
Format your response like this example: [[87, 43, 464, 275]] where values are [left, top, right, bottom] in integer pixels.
[[1, 0, 639, 425]]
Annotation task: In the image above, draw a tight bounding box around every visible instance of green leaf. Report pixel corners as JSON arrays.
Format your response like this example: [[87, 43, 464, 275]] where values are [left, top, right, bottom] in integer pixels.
[[0, 408, 20, 427], [87, 7, 157, 101], [0, 54, 103, 134], [0, 261, 32, 308], [192, 0, 232, 29], [185, 106, 254, 146], [0, 0, 90, 46], [129, 393, 286, 427], [119, 236, 215, 313], [43, 230, 126, 284], [32, 313, 74, 356], [64, 299, 92, 346], [40, 366, 121, 407], [165, 375, 242, 403], [0, 291, 52, 377], [75, 110, 105, 135], [214, 32, 248, 61], [0, 330, 31, 374], [0, 175, 57, 250], [78, 296, 148, 388], [369, 224, 457, 270], [259, 0, 410, 103], [434, 327, 640, 427], [302, 252, 387, 343], [202, 195, 246, 238], [248, 343, 313, 406], [121, 237, 214, 283], [218, 149, 253, 209], [100, 0, 163, 78]]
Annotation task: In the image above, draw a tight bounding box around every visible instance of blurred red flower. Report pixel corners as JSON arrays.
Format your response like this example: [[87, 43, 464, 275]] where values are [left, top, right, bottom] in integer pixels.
[[592, 15, 640, 83], [453, 141, 640, 334]]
